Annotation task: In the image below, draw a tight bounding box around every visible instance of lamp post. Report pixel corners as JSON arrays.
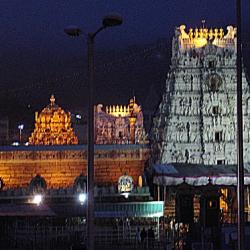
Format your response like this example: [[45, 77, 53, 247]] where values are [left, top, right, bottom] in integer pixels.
[[65, 15, 122, 250], [236, 0, 245, 249], [18, 124, 24, 144]]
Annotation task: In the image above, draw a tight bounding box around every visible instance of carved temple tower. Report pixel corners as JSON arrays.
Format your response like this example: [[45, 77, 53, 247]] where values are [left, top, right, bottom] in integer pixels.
[[152, 25, 250, 165]]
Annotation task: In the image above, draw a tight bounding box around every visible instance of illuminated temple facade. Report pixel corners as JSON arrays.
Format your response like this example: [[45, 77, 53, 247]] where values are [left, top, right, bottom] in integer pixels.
[[148, 25, 250, 243], [152, 24, 250, 165], [29, 95, 78, 145], [0, 98, 157, 249], [29, 96, 147, 146], [95, 97, 147, 144]]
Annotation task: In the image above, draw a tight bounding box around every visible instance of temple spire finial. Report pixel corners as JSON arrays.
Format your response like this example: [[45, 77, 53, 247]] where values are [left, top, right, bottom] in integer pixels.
[[202, 19, 206, 29], [50, 94, 55, 106]]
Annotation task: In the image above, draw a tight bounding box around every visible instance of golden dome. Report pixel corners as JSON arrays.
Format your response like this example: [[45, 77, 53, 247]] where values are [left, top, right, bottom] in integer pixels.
[[29, 95, 78, 145]]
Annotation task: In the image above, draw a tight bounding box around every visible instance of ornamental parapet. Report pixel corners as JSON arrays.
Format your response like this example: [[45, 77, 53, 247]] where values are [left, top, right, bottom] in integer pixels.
[[0, 144, 149, 162], [177, 24, 236, 50]]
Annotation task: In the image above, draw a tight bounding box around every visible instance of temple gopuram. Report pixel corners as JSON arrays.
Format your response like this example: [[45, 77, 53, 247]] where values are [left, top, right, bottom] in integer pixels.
[[29, 95, 78, 145], [151, 24, 250, 249]]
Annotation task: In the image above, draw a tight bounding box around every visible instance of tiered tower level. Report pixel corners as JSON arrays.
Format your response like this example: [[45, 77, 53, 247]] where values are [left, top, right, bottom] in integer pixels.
[[152, 25, 250, 165]]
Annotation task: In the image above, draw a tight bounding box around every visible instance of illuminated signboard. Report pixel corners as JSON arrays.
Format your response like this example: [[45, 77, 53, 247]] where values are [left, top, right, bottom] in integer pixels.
[[118, 173, 134, 194]]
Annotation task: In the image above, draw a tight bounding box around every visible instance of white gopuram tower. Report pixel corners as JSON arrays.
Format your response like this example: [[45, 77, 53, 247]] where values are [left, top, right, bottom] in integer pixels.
[[152, 24, 250, 165]]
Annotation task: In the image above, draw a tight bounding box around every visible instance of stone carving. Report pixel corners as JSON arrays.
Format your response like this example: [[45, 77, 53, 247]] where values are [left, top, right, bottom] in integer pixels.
[[224, 26, 237, 39], [29, 95, 78, 145], [151, 24, 250, 165]]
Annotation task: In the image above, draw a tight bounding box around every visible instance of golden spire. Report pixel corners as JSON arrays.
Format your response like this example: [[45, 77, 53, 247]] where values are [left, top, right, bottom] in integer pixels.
[[50, 94, 55, 106], [194, 28, 199, 38], [209, 28, 214, 40], [188, 28, 194, 39], [202, 19, 205, 29], [214, 28, 218, 39], [199, 28, 203, 38], [219, 28, 224, 39]]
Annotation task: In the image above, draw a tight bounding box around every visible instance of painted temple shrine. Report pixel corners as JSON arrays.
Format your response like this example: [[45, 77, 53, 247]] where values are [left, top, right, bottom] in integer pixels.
[[95, 97, 147, 144], [29, 95, 78, 145]]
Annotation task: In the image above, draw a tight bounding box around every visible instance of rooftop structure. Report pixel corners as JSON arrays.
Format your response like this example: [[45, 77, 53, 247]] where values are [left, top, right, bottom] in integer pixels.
[[29, 95, 78, 145], [178, 24, 236, 50], [95, 97, 147, 144]]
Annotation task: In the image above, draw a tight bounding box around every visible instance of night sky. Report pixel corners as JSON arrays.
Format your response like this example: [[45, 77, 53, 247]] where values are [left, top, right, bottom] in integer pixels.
[[0, 0, 250, 129]]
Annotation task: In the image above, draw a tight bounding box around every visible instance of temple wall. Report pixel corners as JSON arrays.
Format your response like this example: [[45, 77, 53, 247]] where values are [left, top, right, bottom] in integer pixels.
[[0, 145, 149, 189]]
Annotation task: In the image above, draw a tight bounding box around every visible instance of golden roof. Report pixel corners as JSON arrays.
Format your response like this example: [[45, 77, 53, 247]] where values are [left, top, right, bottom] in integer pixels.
[[29, 95, 78, 145]]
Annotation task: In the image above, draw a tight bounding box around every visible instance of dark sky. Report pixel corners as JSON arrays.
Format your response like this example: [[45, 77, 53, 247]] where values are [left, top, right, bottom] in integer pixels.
[[1, 0, 249, 49], [0, 0, 250, 128]]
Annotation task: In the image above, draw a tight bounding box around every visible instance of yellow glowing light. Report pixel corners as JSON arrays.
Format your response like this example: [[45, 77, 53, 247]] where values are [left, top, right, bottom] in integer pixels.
[[179, 25, 236, 50], [138, 175, 143, 187], [106, 105, 130, 117], [29, 95, 78, 145], [193, 38, 207, 48], [220, 188, 228, 212]]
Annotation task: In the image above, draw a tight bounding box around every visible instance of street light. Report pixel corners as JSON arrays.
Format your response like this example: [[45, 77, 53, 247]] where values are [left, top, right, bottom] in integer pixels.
[[64, 14, 123, 250], [236, 0, 245, 249], [78, 193, 87, 205], [18, 124, 24, 144], [32, 194, 43, 206]]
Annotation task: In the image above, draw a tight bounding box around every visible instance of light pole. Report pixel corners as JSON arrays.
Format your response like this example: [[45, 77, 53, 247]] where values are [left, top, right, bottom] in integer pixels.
[[236, 0, 245, 249], [65, 14, 122, 250], [18, 124, 24, 144]]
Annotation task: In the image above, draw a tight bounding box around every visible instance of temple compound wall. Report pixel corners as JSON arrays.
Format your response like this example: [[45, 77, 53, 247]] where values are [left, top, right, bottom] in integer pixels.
[[0, 144, 149, 189]]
